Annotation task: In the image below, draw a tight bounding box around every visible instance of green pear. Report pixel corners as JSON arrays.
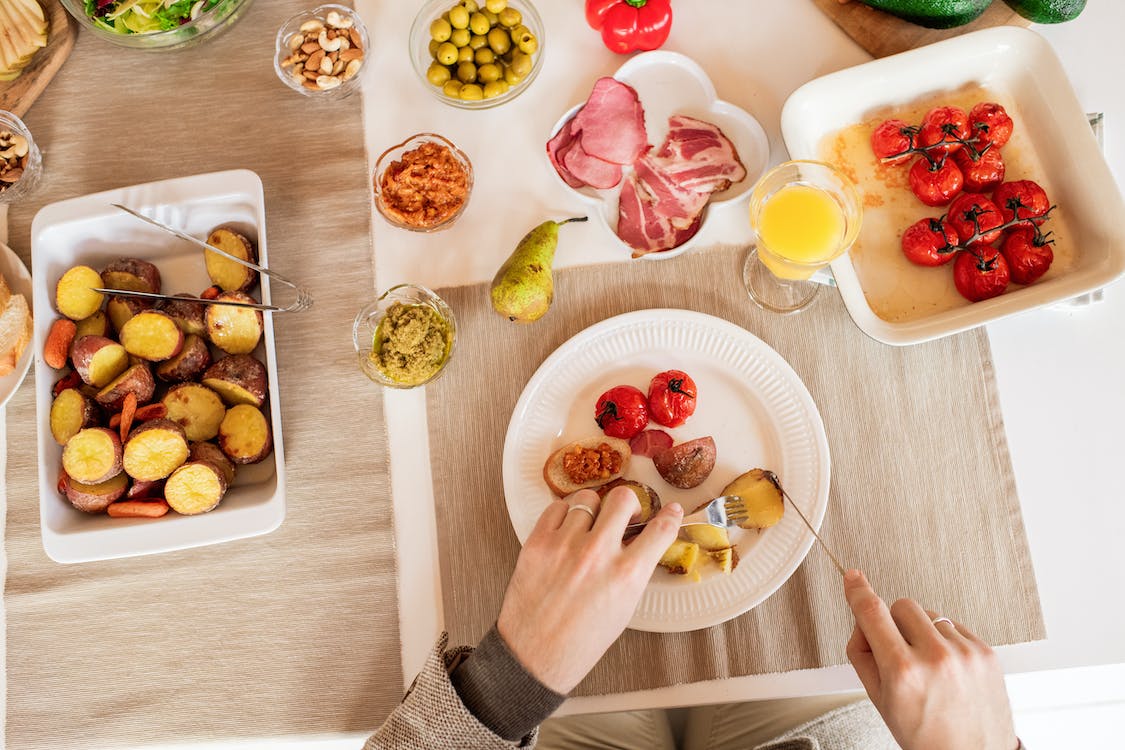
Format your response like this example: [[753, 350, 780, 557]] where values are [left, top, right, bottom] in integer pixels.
[[490, 216, 587, 322]]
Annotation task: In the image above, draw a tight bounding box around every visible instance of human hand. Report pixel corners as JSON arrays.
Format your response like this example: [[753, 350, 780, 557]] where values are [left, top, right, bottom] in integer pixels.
[[843, 569, 1019, 750], [496, 486, 682, 694]]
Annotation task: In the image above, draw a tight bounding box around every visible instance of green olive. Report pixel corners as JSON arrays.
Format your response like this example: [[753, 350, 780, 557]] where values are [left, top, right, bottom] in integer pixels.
[[477, 62, 502, 83], [474, 47, 495, 64], [517, 34, 537, 55], [483, 80, 506, 99], [482, 8, 499, 24], [428, 39, 441, 57], [462, 0, 479, 11], [509, 51, 532, 77], [510, 25, 530, 43], [498, 7, 521, 27], [487, 26, 511, 54], [459, 83, 484, 101], [436, 42, 458, 65], [485, 0, 507, 12], [450, 27, 471, 47], [468, 12, 490, 35], [503, 65, 523, 86], [427, 62, 452, 86], [469, 33, 488, 49], [430, 17, 452, 42], [442, 10, 451, 22], [442, 79, 464, 97], [457, 45, 474, 63], [456, 61, 478, 83], [496, 78, 510, 94], [448, 5, 470, 29]]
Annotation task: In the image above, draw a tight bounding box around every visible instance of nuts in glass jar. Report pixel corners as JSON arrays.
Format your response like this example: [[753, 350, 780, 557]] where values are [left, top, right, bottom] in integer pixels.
[[0, 130, 30, 190], [279, 10, 365, 92]]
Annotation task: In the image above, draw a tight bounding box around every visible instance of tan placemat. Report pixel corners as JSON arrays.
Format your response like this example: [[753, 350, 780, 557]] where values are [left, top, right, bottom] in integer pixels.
[[427, 245, 1044, 697], [2, 3, 402, 748]]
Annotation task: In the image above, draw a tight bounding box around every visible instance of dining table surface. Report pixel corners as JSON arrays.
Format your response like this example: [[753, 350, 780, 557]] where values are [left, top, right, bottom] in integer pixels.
[[4, 0, 1125, 748]]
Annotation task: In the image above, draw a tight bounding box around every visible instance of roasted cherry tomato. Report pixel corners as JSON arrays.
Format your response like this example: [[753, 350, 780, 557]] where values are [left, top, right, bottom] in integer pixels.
[[1001, 225, 1055, 285], [870, 118, 918, 165], [952, 145, 1006, 193], [901, 216, 959, 266], [947, 192, 1004, 248], [954, 248, 1010, 302], [595, 385, 649, 439], [908, 155, 964, 207], [647, 370, 697, 428], [968, 102, 1014, 150], [918, 106, 971, 157], [993, 180, 1051, 225]]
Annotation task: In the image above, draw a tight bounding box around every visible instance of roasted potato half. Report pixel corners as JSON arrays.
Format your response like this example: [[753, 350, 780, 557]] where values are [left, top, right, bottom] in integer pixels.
[[722, 469, 785, 530], [101, 258, 161, 294], [205, 228, 258, 292]]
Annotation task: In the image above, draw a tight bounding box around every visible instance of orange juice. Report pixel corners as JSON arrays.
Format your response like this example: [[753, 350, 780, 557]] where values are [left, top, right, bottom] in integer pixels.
[[756, 184, 846, 280]]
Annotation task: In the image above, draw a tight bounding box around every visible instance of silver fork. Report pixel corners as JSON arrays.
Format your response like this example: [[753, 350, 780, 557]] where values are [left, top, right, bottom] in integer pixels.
[[112, 203, 314, 313], [625, 495, 747, 533]]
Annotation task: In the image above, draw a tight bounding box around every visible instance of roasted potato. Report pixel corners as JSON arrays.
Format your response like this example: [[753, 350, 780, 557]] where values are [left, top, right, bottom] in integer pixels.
[[205, 292, 263, 355], [653, 437, 716, 489], [74, 310, 111, 339], [49, 388, 99, 445], [55, 266, 105, 321], [107, 295, 153, 334], [218, 404, 272, 464], [165, 461, 229, 515], [189, 441, 236, 486], [204, 228, 257, 292], [63, 471, 130, 513], [160, 294, 207, 337], [122, 419, 190, 481], [155, 334, 212, 383], [119, 310, 185, 362], [101, 258, 161, 294], [161, 383, 226, 442], [70, 335, 129, 388], [62, 427, 123, 484], [597, 478, 660, 527], [723, 469, 785, 530], [201, 353, 267, 407], [658, 539, 700, 576], [126, 478, 164, 500], [96, 363, 155, 411]]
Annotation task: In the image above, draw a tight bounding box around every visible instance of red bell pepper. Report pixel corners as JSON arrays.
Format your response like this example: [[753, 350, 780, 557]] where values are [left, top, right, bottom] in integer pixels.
[[585, 0, 673, 55]]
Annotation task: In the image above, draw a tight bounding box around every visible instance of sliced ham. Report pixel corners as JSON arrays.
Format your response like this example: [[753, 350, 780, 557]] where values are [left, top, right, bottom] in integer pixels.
[[629, 429, 674, 458], [546, 117, 585, 189], [616, 174, 703, 257], [572, 77, 648, 166], [649, 115, 747, 194], [561, 138, 623, 189], [633, 154, 711, 230]]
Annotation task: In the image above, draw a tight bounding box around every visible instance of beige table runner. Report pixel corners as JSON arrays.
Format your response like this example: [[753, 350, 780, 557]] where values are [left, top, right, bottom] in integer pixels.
[[2, 3, 402, 748], [427, 245, 1044, 697]]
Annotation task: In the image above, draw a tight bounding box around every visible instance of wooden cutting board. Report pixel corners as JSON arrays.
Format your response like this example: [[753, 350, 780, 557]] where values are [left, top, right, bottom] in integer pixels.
[[812, 0, 1030, 58], [0, 0, 77, 117]]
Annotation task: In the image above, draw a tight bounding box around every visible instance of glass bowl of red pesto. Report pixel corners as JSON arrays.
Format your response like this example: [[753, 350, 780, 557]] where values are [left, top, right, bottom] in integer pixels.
[[372, 133, 473, 232], [353, 284, 457, 389]]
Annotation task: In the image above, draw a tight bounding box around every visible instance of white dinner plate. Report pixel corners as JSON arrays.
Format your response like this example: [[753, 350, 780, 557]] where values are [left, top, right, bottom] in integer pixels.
[[502, 310, 830, 632], [0, 241, 33, 409], [31, 169, 287, 564], [547, 51, 770, 261]]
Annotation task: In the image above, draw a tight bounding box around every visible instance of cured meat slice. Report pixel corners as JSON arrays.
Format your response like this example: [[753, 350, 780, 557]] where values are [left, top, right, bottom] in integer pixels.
[[572, 77, 648, 166], [561, 138, 623, 189], [616, 175, 703, 257], [546, 117, 585, 188], [633, 154, 711, 229], [649, 115, 747, 194]]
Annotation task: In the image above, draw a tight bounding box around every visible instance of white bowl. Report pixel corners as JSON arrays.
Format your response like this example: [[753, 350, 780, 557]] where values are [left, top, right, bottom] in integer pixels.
[[31, 170, 286, 563], [781, 27, 1125, 346], [547, 51, 770, 260]]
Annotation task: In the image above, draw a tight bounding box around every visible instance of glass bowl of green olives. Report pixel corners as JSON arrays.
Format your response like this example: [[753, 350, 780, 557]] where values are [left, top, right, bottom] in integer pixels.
[[410, 0, 544, 109]]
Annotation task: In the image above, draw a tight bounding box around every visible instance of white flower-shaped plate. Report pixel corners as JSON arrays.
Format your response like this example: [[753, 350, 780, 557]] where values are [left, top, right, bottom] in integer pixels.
[[547, 51, 770, 260]]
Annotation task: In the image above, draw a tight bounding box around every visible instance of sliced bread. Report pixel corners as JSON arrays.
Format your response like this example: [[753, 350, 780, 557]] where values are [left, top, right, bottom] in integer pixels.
[[0, 292, 31, 376], [543, 435, 631, 497]]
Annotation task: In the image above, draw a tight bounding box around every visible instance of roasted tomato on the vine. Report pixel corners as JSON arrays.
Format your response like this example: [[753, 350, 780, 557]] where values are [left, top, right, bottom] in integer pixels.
[[993, 180, 1051, 225], [909, 156, 964, 207], [870, 118, 917, 165], [595, 385, 649, 439], [901, 216, 959, 266], [954, 248, 1010, 302], [968, 102, 1014, 150], [917, 106, 971, 156], [952, 145, 1006, 193], [1001, 226, 1055, 285], [947, 193, 1004, 248], [647, 370, 697, 428]]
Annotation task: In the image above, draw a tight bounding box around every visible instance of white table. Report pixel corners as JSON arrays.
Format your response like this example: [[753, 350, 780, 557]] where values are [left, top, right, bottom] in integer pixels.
[[362, 0, 1125, 717]]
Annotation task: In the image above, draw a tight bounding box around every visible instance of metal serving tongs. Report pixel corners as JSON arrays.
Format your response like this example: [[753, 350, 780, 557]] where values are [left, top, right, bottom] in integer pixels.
[[104, 203, 313, 313]]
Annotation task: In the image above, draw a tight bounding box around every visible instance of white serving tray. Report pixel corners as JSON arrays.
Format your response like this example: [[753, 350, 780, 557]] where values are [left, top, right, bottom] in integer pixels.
[[782, 27, 1125, 345], [31, 169, 286, 563]]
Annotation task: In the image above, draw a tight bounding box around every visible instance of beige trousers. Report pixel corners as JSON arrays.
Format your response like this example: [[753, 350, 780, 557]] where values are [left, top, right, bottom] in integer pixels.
[[537, 693, 869, 750]]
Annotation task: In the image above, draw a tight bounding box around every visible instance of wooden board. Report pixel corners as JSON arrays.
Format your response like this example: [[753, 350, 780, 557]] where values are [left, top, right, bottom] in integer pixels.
[[0, 0, 77, 118], [812, 0, 1030, 58]]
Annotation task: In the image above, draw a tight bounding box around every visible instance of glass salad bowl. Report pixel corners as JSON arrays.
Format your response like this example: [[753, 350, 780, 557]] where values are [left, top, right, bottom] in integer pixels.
[[60, 0, 254, 49]]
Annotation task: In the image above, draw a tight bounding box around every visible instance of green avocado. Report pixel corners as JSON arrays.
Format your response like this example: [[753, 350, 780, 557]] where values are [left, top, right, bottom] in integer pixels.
[[859, 0, 994, 29], [1002, 0, 1085, 23]]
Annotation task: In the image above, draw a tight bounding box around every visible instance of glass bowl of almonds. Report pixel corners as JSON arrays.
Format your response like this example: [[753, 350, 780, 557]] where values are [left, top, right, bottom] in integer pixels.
[[275, 4, 368, 97], [0, 111, 41, 203]]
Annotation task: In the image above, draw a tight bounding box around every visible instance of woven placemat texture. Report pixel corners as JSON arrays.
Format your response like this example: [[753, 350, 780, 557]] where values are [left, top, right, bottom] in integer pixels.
[[1, 3, 401, 747], [427, 245, 1043, 696]]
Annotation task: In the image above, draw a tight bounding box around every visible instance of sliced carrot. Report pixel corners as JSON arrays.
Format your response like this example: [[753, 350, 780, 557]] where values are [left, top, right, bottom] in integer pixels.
[[44, 318, 78, 370], [106, 500, 170, 518], [134, 403, 168, 421], [119, 392, 138, 442], [200, 285, 222, 300], [109, 412, 121, 429], [52, 371, 82, 397]]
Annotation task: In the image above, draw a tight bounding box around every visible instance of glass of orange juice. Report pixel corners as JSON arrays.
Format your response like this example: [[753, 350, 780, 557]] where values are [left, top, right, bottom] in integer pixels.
[[743, 160, 862, 313]]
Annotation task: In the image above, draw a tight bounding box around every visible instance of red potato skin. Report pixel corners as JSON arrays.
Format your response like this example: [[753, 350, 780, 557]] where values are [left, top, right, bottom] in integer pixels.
[[126, 479, 164, 500], [188, 441, 236, 485], [96, 364, 155, 411], [202, 353, 268, 406], [652, 437, 717, 489], [101, 258, 162, 294], [64, 473, 129, 513], [155, 334, 212, 383], [69, 336, 125, 386], [159, 294, 207, 337]]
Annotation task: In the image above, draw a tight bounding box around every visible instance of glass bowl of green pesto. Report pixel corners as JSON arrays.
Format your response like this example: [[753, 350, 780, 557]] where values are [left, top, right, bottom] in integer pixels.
[[354, 284, 456, 388]]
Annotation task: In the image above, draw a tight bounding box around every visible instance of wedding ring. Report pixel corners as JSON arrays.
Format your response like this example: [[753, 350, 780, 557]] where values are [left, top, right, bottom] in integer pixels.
[[931, 616, 955, 629], [567, 503, 597, 519]]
